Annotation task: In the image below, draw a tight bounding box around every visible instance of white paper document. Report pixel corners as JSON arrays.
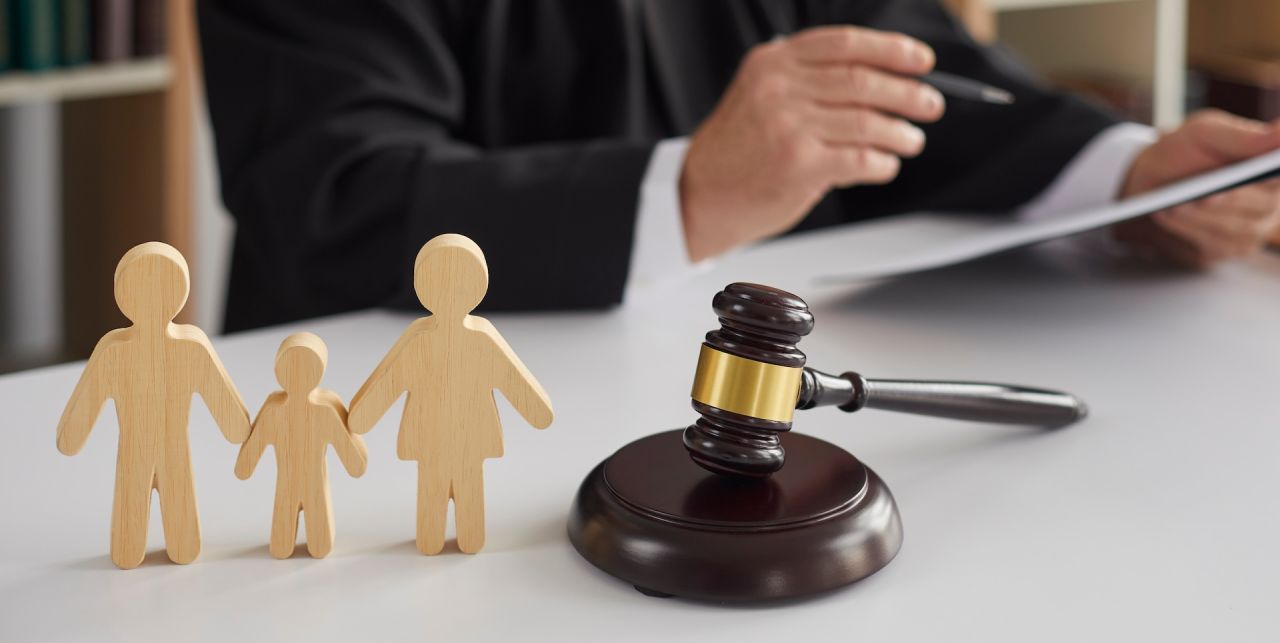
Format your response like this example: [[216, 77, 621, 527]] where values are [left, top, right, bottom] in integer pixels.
[[814, 147, 1280, 283]]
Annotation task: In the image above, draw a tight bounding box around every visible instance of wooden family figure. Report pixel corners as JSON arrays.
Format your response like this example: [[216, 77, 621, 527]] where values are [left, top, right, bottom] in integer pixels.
[[56, 242, 251, 569], [56, 234, 553, 567], [235, 332, 368, 559], [349, 233, 555, 555]]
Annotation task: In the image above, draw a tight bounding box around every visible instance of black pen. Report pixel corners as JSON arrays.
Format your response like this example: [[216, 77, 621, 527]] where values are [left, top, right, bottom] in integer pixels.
[[769, 32, 1014, 105], [921, 71, 1014, 105]]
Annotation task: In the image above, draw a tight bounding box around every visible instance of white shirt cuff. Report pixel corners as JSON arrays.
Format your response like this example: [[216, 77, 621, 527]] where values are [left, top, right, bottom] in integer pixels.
[[1018, 122, 1159, 219], [625, 125, 1156, 297], [624, 137, 700, 302]]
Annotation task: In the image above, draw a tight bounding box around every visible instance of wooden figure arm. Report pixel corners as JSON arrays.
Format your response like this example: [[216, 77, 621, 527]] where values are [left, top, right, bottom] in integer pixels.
[[56, 334, 119, 456], [320, 391, 367, 477], [333, 426, 369, 478], [348, 330, 414, 435], [234, 402, 276, 480], [315, 389, 348, 423], [182, 326, 252, 443], [484, 325, 554, 430]]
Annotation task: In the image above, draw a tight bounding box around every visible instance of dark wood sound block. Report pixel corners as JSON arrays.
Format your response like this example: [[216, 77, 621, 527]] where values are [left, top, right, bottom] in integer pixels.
[[567, 429, 903, 602]]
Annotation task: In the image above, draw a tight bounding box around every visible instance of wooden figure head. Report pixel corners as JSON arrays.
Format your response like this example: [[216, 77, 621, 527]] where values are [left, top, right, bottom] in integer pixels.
[[113, 242, 190, 325], [414, 234, 489, 318], [274, 332, 328, 395]]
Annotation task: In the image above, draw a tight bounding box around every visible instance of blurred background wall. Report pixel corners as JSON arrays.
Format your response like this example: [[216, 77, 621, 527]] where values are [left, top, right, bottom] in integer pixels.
[[0, 0, 1274, 374]]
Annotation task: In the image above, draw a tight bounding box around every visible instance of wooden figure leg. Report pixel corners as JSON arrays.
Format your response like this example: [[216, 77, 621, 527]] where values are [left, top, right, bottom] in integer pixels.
[[303, 486, 335, 559], [416, 463, 450, 556], [270, 492, 301, 559], [155, 464, 201, 565], [454, 463, 485, 555], [109, 467, 154, 569]]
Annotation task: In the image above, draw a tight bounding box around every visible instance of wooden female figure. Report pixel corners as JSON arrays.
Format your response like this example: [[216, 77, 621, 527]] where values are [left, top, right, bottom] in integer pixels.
[[349, 234, 553, 555]]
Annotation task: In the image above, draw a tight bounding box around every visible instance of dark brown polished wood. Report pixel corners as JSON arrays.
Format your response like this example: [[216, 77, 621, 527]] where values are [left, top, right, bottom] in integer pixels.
[[683, 283, 813, 477], [568, 429, 902, 602], [567, 283, 903, 602]]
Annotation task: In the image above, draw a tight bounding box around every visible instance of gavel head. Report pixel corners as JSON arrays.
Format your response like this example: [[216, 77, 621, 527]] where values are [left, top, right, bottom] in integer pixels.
[[683, 283, 814, 478]]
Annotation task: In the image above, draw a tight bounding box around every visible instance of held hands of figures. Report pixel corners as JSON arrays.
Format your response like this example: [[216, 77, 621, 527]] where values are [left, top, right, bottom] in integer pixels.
[[680, 26, 945, 261], [1115, 110, 1280, 268], [347, 403, 376, 435], [233, 445, 253, 480], [57, 236, 553, 565], [227, 413, 252, 445], [348, 433, 369, 477]]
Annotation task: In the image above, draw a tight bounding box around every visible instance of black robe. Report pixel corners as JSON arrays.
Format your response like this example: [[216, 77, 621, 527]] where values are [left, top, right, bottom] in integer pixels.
[[199, 0, 1117, 332]]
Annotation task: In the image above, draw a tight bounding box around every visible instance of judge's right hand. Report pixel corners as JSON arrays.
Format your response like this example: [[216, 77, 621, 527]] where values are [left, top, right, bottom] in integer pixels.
[[680, 26, 945, 261]]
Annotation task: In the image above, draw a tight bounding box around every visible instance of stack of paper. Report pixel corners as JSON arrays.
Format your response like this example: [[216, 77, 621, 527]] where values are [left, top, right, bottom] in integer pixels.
[[816, 147, 1280, 282]]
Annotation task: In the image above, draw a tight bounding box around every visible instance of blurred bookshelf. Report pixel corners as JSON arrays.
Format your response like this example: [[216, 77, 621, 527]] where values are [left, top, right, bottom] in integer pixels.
[[952, 0, 1280, 246], [985, 0, 1187, 128], [0, 1, 1274, 374], [987, 0, 1132, 10], [0, 0, 196, 374], [1185, 0, 1280, 247], [0, 57, 170, 104]]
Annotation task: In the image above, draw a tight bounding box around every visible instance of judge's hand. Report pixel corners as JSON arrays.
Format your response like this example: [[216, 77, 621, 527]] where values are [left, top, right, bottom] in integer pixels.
[[1114, 110, 1280, 268], [679, 26, 946, 261]]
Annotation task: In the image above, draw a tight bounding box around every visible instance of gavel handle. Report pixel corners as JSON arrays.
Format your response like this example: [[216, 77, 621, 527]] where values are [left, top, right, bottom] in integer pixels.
[[797, 368, 1087, 428]]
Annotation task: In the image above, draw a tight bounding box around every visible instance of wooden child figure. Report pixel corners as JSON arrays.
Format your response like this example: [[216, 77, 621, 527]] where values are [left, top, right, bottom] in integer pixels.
[[349, 233, 554, 555], [235, 332, 368, 559], [56, 242, 251, 569]]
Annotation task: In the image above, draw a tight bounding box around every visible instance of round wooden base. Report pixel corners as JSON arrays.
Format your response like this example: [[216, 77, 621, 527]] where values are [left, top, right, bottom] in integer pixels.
[[567, 429, 903, 602]]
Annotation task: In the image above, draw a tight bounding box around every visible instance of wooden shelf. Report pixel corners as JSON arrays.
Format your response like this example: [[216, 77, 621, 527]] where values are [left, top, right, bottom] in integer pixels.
[[0, 58, 172, 106], [991, 0, 1186, 127], [988, 0, 1135, 10]]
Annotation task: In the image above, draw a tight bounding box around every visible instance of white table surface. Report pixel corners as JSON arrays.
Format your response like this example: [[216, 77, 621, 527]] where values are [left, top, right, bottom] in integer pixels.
[[2, 232, 1278, 642]]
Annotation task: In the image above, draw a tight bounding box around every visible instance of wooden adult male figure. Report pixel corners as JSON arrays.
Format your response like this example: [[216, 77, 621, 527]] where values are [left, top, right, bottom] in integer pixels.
[[56, 242, 251, 569], [349, 234, 554, 555], [235, 332, 368, 559]]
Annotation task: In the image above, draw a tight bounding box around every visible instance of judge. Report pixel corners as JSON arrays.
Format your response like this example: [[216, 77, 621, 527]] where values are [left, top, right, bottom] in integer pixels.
[[199, 1, 1280, 332]]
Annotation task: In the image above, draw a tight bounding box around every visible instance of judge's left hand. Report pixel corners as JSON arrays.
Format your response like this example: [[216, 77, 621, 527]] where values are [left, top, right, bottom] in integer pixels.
[[1114, 110, 1280, 268]]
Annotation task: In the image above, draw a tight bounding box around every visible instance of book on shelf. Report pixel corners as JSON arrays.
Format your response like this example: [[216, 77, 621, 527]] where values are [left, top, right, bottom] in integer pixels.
[[133, 0, 165, 57], [14, 0, 58, 71], [60, 0, 91, 66], [0, 0, 11, 72], [92, 0, 132, 62]]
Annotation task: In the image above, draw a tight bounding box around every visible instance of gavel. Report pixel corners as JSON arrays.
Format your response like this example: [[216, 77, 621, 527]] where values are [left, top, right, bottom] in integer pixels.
[[569, 281, 1088, 601], [684, 283, 1088, 477]]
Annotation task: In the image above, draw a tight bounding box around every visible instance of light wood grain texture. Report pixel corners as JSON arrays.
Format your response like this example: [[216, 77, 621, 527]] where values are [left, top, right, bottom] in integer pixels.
[[55, 242, 250, 569], [349, 234, 553, 555], [235, 332, 367, 559]]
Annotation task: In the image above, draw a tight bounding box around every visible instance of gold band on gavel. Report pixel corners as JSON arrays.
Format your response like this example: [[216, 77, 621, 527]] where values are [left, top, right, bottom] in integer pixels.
[[689, 345, 803, 423]]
